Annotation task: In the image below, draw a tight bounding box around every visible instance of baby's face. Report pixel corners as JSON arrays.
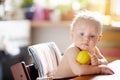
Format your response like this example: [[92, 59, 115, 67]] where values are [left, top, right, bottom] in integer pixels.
[[71, 19, 101, 51]]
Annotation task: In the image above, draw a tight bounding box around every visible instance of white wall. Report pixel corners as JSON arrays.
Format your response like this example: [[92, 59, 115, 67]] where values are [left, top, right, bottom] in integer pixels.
[[31, 26, 72, 53]]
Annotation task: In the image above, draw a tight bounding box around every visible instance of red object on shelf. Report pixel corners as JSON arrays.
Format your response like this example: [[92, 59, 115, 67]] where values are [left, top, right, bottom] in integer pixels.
[[43, 9, 52, 20]]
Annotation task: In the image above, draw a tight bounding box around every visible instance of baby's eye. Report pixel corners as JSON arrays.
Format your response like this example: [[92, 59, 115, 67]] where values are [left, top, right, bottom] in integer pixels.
[[80, 33, 84, 36], [89, 35, 96, 38]]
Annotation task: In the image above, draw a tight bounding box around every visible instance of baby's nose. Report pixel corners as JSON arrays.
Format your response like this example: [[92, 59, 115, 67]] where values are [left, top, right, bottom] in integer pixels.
[[84, 36, 90, 41]]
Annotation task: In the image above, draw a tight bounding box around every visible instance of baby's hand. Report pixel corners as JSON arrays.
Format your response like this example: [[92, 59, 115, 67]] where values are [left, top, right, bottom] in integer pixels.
[[91, 55, 100, 66], [99, 65, 114, 75]]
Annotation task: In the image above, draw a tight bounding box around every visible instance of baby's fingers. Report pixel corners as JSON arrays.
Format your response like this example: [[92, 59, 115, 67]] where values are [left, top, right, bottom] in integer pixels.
[[100, 65, 114, 75], [91, 55, 98, 65], [103, 69, 114, 75]]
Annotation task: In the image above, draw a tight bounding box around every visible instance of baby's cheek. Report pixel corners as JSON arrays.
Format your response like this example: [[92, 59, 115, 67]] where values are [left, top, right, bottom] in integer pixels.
[[90, 41, 97, 48]]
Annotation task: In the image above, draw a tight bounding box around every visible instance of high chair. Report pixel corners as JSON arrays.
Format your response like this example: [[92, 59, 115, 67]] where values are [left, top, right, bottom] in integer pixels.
[[11, 42, 74, 80]]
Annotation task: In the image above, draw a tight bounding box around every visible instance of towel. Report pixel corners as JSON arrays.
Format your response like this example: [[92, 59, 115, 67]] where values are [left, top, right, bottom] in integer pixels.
[[28, 42, 62, 78]]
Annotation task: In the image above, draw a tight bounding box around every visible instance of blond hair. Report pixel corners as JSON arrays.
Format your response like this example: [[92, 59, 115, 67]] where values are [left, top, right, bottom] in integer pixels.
[[70, 10, 103, 34]]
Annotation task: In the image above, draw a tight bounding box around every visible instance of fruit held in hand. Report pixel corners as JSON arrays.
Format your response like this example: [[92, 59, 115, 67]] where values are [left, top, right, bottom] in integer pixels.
[[76, 50, 91, 64]]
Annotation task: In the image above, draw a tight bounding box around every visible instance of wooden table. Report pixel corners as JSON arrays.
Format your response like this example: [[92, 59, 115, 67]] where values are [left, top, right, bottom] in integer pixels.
[[74, 60, 120, 80], [37, 60, 120, 80]]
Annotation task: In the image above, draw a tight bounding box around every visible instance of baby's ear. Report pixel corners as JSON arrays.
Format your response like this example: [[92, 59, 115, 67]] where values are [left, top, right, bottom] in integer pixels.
[[98, 35, 103, 41]]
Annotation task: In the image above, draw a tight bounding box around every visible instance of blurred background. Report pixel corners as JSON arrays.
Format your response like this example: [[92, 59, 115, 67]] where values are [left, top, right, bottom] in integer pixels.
[[0, 0, 120, 80]]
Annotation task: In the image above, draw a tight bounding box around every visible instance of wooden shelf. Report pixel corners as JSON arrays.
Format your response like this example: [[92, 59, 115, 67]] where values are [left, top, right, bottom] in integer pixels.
[[103, 25, 120, 31], [31, 21, 120, 31], [31, 21, 72, 27]]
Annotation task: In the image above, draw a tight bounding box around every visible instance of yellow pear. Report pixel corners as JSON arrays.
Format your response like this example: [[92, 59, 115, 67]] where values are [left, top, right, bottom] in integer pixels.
[[76, 50, 91, 65]]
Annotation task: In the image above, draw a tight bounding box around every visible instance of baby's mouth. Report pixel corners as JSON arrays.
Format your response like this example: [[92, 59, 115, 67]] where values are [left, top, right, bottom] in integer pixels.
[[82, 43, 89, 46]]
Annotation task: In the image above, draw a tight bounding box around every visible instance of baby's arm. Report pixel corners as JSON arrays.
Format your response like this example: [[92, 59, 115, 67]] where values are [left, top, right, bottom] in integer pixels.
[[91, 47, 108, 66], [66, 47, 114, 76]]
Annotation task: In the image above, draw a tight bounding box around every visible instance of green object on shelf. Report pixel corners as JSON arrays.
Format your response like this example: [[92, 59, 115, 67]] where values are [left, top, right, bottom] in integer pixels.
[[21, 0, 34, 8]]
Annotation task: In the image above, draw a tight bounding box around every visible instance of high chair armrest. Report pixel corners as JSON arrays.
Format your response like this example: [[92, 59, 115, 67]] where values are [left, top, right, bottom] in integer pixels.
[[10, 61, 38, 80]]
